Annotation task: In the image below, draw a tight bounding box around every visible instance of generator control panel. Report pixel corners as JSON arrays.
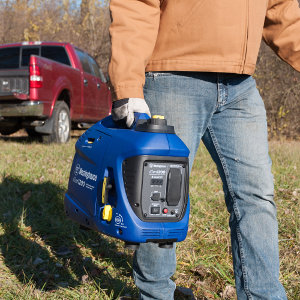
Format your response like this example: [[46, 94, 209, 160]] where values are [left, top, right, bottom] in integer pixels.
[[141, 162, 187, 220], [123, 155, 189, 222]]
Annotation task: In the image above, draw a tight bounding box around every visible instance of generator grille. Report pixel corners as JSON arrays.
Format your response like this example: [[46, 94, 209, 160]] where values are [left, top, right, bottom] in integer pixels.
[[142, 229, 161, 237], [167, 229, 185, 238]]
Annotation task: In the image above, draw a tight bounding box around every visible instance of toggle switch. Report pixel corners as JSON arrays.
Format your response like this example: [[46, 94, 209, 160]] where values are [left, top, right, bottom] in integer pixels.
[[151, 206, 160, 214]]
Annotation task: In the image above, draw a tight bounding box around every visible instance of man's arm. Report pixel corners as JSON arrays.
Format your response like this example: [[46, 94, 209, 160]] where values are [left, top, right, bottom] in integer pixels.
[[109, 0, 160, 100], [263, 0, 300, 71]]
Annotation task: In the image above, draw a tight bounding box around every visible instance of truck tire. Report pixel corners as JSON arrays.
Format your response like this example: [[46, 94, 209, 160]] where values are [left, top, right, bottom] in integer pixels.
[[43, 101, 71, 143]]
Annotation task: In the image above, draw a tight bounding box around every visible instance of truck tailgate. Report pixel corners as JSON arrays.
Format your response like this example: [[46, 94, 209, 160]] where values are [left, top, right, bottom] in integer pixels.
[[0, 69, 29, 99]]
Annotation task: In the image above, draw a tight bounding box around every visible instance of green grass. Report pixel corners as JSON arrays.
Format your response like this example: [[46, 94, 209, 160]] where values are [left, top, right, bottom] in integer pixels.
[[0, 133, 299, 299]]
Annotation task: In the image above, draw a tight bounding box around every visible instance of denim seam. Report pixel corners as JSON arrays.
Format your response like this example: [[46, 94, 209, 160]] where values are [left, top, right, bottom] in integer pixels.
[[207, 125, 253, 300]]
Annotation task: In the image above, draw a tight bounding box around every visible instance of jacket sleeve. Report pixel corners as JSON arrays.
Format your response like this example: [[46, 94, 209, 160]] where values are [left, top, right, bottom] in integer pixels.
[[263, 0, 300, 72], [109, 0, 160, 100]]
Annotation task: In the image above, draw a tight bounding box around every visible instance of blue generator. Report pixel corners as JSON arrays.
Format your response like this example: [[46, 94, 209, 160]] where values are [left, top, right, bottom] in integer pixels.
[[64, 114, 190, 249]]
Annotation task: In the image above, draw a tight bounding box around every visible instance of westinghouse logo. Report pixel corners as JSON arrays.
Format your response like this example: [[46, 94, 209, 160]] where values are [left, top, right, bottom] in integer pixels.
[[75, 163, 80, 176], [149, 163, 166, 168], [74, 164, 97, 181]]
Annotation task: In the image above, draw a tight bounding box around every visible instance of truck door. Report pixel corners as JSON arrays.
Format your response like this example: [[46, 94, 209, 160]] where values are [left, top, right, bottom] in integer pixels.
[[75, 49, 98, 122], [87, 55, 111, 119]]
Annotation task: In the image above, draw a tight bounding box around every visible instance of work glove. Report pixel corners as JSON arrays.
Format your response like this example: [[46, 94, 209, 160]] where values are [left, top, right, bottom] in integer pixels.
[[112, 98, 151, 128]]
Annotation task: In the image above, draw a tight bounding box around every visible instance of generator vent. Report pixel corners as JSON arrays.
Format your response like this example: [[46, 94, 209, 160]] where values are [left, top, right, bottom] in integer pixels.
[[142, 229, 161, 237], [167, 229, 185, 238]]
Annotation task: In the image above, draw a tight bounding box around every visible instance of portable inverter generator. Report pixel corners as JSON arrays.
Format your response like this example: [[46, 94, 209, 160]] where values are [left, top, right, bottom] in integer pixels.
[[64, 113, 190, 249]]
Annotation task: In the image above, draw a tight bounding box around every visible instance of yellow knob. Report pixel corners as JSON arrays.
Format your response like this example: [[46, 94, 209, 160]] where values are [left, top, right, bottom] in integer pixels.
[[152, 115, 165, 119], [102, 205, 112, 222]]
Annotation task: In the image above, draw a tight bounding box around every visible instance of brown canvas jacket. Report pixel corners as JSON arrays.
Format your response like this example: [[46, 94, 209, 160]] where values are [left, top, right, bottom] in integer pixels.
[[109, 0, 300, 100]]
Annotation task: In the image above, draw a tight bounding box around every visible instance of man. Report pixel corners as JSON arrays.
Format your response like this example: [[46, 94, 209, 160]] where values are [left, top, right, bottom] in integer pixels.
[[108, 1, 300, 299]]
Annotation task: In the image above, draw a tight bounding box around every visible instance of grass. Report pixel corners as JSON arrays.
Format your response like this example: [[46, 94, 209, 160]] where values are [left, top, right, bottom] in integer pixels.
[[0, 132, 299, 299]]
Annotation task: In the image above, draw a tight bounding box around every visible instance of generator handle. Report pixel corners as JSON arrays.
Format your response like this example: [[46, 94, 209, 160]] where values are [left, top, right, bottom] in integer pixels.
[[99, 113, 150, 130], [132, 112, 151, 127]]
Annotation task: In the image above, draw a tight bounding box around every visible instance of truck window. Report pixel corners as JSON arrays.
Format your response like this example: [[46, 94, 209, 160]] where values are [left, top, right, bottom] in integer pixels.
[[75, 49, 92, 74], [88, 55, 101, 78], [41, 46, 71, 66], [21, 47, 40, 67], [0, 47, 20, 69], [87, 56, 106, 82]]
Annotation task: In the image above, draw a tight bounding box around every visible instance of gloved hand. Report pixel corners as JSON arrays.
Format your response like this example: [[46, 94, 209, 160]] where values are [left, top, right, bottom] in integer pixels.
[[112, 98, 151, 127]]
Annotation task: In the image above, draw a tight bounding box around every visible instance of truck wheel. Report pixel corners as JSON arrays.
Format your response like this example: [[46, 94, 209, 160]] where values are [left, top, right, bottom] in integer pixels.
[[43, 101, 70, 143]]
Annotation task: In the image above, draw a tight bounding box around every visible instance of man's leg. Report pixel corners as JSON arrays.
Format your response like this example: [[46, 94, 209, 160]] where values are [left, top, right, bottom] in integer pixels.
[[133, 72, 218, 299], [202, 75, 287, 299]]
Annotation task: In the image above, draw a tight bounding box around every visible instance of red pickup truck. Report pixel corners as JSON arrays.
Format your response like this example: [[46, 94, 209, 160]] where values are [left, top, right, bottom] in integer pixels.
[[0, 41, 111, 143]]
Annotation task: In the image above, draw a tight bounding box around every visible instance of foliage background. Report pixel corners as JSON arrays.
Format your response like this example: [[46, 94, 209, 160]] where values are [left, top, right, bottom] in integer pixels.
[[0, 0, 299, 139], [0, 0, 111, 71]]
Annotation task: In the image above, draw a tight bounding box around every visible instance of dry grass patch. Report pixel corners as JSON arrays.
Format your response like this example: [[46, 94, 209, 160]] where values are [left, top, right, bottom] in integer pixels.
[[0, 134, 299, 299]]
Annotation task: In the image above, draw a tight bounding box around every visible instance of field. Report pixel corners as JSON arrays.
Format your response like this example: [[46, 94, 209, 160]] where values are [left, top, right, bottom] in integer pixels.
[[0, 132, 299, 299]]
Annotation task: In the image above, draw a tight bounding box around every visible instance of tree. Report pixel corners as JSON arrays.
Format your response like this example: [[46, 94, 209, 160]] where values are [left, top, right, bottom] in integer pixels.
[[255, 42, 300, 139]]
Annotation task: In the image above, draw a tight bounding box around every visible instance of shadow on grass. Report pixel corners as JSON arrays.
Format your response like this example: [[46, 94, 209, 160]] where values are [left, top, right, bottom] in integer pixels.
[[0, 129, 83, 144], [0, 175, 136, 296], [0, 136, 82, 144], [0, 135, 33, 143]]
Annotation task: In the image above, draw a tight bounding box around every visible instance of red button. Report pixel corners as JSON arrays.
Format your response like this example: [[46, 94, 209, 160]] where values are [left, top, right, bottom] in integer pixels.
[[163, 208, 168, 214]]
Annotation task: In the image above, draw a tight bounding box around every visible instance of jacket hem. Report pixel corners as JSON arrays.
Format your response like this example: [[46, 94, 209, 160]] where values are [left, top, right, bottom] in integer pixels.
[[146, 60, 256, 75]]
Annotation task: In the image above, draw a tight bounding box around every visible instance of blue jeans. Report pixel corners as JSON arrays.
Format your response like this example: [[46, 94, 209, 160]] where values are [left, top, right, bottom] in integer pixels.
[[133, 72, 287, 300]]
